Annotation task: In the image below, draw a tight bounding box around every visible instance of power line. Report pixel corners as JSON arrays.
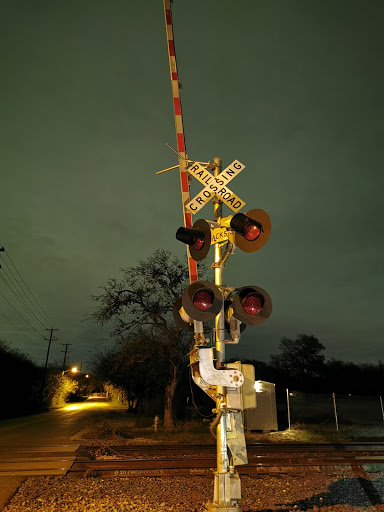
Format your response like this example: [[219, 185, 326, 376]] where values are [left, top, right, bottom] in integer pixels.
[[0, 270, 47, 332], [0, 254, 51, 328], [4, 249, 54, 326], [0, 245, 55, 327], [0, 288, 46, 338], [0, 310, 39, 346], [0, 267, 29, 307]]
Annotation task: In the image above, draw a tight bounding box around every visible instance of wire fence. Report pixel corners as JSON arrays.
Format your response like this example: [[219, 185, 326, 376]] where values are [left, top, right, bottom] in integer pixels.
[[284, 390, 384, 430]]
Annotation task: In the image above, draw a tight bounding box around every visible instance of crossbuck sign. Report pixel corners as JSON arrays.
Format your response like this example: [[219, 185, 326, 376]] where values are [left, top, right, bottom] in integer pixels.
[[186, 160, 246, 214]]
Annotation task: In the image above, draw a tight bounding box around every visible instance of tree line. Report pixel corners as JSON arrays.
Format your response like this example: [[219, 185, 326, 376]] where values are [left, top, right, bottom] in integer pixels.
[[91, 250, 384, 427], [0, 339, 94, 419], [2, 249, 381, 422], [246, 333, 384, 397]]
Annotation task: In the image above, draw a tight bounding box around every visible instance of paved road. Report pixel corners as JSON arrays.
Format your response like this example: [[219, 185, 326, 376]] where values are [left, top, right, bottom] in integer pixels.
[[0, 398, 128, 508], [0, 397, 125, 450], [0, 398, 127, 480]]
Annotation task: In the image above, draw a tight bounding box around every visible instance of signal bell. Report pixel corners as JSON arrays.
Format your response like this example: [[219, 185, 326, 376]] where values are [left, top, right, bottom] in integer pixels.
[[176, 219, 211, 261], [182, 280, 222, 322], [230, 209, 271, 253], [229, 285, 272, 326]]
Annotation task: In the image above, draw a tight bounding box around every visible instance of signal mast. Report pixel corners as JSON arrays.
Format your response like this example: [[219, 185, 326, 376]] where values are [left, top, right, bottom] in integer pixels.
[[160, 2, 272, 511]]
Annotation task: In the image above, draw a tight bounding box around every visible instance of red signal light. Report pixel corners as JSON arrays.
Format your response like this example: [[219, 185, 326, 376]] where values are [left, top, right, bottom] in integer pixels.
[[243, 221, 261, 241], [230, 285, 272, 326], [193, 290, 213, 311], [242, 294, 262, 315], [192, 236, 205, 251], [230, 209, 271, 253], [175, 219, 211, 261], [182, 280, 222, 322]]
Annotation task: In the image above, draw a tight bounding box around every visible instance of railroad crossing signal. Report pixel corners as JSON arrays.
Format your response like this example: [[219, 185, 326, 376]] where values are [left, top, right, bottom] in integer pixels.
[[174, 171, 273, 334], [176, 219, 212, 261], [230, 209, 271, 253], [176, 218, 230, 262], [226, 286, 272, 327], [174, 281, 272, 333], [182, 281, 223, 323], [186, 160, 246, 214], [163, 2, 270, 509], [176, 209, 271, 260], [173, 280, 223, 331]]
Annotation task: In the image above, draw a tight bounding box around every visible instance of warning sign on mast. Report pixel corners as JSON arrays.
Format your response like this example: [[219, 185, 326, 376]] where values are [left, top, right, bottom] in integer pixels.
[[186, 160, 246, 214]]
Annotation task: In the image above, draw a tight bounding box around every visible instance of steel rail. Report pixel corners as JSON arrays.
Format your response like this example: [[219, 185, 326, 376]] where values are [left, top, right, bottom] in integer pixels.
[[81, 442, 384, 454], [68, 443, 384, 477], [68, 456, 384, 478]]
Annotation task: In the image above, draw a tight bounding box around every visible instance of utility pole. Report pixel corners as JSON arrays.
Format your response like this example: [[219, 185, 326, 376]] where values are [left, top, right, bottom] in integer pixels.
[[61, 343, 72, 372], [39, 327, 58, 407]]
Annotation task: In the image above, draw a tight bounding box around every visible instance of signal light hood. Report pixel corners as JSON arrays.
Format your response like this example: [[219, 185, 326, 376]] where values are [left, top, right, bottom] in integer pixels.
[[182, 280, 222, 322], [230, 209, 271, 253], [176, 219, 211, 261], [231, 285, 272, 325]]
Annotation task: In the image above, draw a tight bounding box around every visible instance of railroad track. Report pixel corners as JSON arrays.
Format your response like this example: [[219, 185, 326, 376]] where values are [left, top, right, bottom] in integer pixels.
[[69, 443, 384, 477]]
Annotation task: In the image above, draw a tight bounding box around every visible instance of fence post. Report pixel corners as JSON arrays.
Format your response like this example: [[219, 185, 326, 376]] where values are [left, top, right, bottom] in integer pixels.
[[332, 393, 339, 431], [286, 388, 291, 429], [379, 396, 384, 423]]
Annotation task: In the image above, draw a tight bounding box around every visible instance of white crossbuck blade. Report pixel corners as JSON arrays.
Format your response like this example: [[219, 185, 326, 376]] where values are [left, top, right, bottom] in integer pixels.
[[186, 160, 246, 214]]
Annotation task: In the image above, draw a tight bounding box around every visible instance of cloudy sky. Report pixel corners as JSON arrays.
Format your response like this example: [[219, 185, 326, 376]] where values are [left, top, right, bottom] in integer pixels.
[[0, 0, 383, 370]]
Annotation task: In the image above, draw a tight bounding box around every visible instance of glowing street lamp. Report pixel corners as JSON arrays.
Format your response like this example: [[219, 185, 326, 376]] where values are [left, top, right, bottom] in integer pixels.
[[62, 366, 78, 377]]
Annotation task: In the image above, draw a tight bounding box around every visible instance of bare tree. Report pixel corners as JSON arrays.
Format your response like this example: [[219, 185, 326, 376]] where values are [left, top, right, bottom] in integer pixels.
[[92, 249, 198, 428]]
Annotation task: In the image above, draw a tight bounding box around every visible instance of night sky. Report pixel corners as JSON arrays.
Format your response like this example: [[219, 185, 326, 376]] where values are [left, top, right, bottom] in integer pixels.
[[1, 0, 383, 370]]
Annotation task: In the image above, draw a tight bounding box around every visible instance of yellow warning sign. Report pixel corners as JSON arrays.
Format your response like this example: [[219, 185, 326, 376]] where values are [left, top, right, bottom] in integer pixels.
[[210, 227, 229, 245]]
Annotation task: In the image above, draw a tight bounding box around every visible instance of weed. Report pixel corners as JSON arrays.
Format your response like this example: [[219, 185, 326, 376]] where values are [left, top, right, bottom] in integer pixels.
[[76, 418, 384, 446]]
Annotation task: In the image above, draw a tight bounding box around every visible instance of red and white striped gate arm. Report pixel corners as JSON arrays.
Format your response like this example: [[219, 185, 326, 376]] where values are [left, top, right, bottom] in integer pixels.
[[163, 0, 198, 284]]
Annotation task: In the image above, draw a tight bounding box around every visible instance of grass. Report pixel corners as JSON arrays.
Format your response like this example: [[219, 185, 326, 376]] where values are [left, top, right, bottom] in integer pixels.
[[71, 416, 384, 446], [73, 417, 215, 445], [247, 424, 384, 444]]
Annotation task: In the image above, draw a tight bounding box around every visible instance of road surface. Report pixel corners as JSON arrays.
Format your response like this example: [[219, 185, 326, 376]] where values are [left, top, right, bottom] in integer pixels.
[[0, 397, 126, 450], [0, 397, 129, 508], [0, 398, 128, 477]]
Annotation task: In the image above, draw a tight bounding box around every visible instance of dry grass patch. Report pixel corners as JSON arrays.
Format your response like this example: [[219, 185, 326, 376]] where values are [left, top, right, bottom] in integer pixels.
[[71, 417, 384, 446]]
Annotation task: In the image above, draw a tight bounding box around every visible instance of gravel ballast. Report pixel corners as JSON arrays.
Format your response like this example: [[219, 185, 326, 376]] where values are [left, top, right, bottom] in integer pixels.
[[5, 469, 384, 511]]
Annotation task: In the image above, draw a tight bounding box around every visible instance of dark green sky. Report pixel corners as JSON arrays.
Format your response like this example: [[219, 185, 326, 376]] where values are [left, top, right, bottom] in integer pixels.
[[0, 0, 383, 369]]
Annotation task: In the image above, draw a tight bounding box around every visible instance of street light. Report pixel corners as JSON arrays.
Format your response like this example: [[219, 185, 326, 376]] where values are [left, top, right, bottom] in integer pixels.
[[62, 367, 78, 377]]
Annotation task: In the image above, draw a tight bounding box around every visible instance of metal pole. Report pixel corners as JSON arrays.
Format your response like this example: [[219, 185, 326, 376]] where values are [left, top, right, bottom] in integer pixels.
[[213, 157, 228, 480], [286, 388, 291, 430], [206, 158, 240, 511], [379, 396, 384, 423], [213, 157, 224, 368], [332, 393, 339, 431]]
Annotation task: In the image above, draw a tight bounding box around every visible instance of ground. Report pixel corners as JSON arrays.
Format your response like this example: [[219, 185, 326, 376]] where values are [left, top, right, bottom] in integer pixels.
[[3, 413, 384, 511]]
